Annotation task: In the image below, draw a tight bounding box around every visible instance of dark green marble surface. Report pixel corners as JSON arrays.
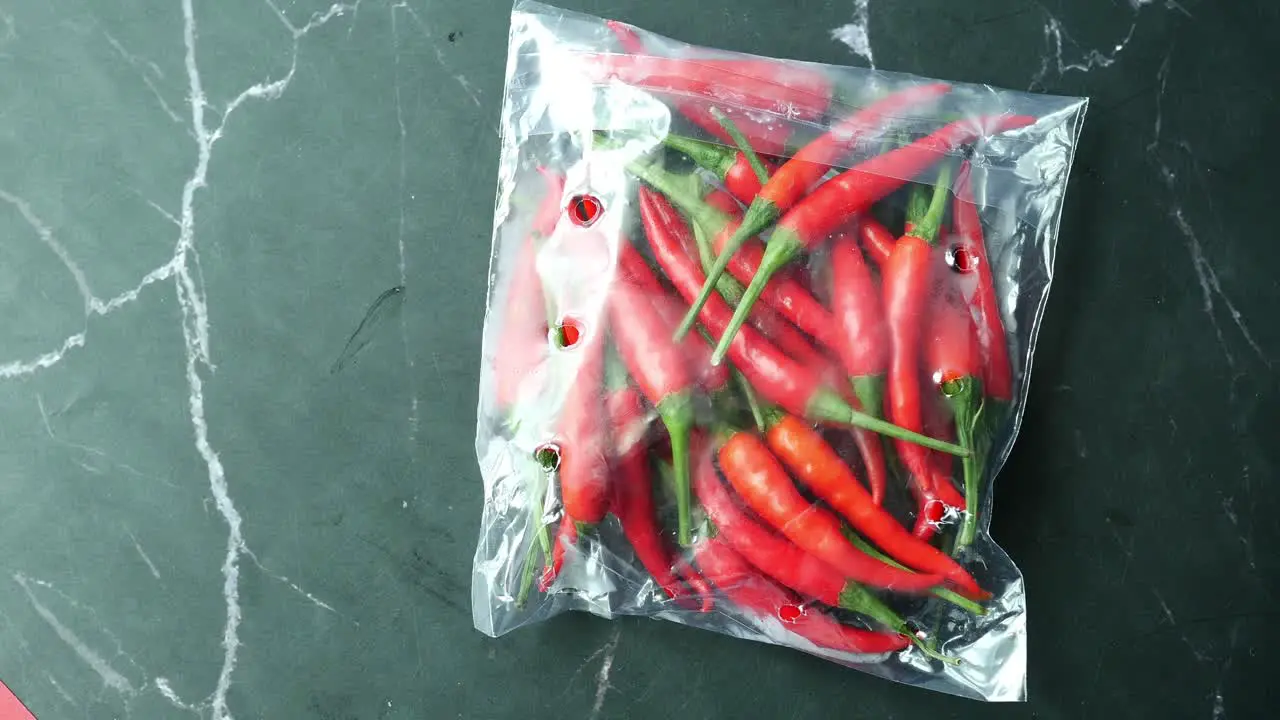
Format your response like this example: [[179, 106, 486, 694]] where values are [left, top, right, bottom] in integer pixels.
[[0, 0, 1275, 718]]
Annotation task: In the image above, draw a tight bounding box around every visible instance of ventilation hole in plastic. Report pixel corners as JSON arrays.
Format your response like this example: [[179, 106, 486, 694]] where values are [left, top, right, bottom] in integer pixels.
[[534, 444, 561, 472], [946, 245, 977, 274], [777, 604, 803, 623], [567, 194, 603, 227], [553, 318, 582, 348]]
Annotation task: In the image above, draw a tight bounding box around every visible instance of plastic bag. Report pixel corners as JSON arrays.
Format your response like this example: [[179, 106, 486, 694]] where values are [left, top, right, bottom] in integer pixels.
[[472, 0, 1086, 702]]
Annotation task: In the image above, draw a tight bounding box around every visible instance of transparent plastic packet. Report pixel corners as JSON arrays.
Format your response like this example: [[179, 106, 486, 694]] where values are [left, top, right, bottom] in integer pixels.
[[472, 0, 1087, 701]]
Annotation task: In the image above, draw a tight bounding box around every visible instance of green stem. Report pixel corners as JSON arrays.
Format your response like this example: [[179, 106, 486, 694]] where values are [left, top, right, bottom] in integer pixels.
[[807, 389, 969, 457], [515, 525, 544, 608], [710, 234, 801, 365], [849, 375, 885, 420], [624, 156, 729, 233], [733, 370, 768, 432], [907, 163, 953, 246], [658, 392, 696, 546], [526, 455, 554, 558], [945, 377, 985, 552], [837, 582, 958, 664], [843, 530, 985, 616], [660, 133, 736, 178], [904, 183, 929, 228], [710, 107, 770, 185]]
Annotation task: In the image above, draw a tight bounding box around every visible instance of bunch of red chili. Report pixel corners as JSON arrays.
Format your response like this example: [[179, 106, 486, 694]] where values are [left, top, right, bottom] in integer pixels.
[[494, 39, 1028, 663]]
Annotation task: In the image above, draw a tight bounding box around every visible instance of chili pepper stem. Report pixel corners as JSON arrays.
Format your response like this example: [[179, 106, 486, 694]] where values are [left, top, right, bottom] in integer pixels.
[[660, 133, 734, 177], [658, 392, 697, 546], [710, 107, 770, 184], [625, 156, 726, 232], [515, 528, 544, 608], [733, 370, 768, 432], [850, 375, 885, 420], [843, 529, 986, 615], [909, 164, 954, 245], [945, 377, 985, 552], [807, 389, 969, 456], [710, 235, 801, 364]]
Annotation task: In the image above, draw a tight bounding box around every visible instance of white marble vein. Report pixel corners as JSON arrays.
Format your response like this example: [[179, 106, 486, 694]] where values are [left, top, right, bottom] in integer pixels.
[[830, 0, 874, 68], [391, 2, 422, 444], [1028, 0, 1188, 89], [13, 574, 137, 696], [588, 629, 621, 720], [102, 30, 185, 126], [1146, 54, 1267, 369]]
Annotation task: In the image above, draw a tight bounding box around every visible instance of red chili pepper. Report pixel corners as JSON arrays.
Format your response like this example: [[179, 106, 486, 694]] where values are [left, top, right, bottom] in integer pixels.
[[602, 21, 832, 155], [921, 389, 966, 509], [883, 167, 959, 539], [711, 115, 1036, 364], [687, 439, 928, 645], [537, 516, 578, 593], [618, 244, 729, 394], [557, 321, 611, 525], [636, 177, 968, 456], [606, 386, 710, 610], [923, 281, 987, 552], [610, 245, 698, 546], [694, 538, 909, 655], [495, 169, 564, 410], [645, 187, 830, 375], [716, 428, 942, 593], [709, 230, 843, 354], [662, 135, 776, 205], [675, 84, 952, 342], [762, 411, 982, 597], [953, 161, 1014, 402], [858, 216, 896, 269]]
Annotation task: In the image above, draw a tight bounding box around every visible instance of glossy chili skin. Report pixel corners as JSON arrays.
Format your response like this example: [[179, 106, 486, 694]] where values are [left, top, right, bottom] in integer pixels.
[[925, 281, 987, 550], [662, 135, 776, 206], [694, 538, 909, 655], [883, 232, 947, 537], [953, 162, 1014, 402], [612, 243, 698, 545], [643, 190, 834, 416], [708, 115, 1036, 367], [607, 386, 709, 610], [717, 430, 943, 593], [752, 83, 952, 216], [710, 231, 843, 354], [602, 21, 830, 154], [830, 230, 889, 380], [495, 169, 564, 411], [858, 217, 896, 269], [770, 115, 1036, 250], [557, 324, 611, 525], [764, 413, 982, 597], [618, 243, 728, 393]]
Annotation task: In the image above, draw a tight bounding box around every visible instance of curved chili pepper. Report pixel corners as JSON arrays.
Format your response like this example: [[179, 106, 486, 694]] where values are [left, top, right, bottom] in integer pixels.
[[694, 537, 909, 655], [687, 439, 937, 652], [606, 386, 710, 610], [859, 216, 896, 269], [495, 169, 564, 410], [921, 389, 966, 510], [709, 230, 843, 354], [762, 411, 983, 597], [602, 21, 831, 155], [924, 282, 987, 553], [954, 161, 1014, 402], [557, 321, 611, 525], [537, 516, 578, 592], [662, 134, 776, 205], [711, 114, 1036, 365], [677, 84, 952, 338], [716, 427, 942, 593], [618, 244, 728, 394], [638, 181, 968, 456], [611, 244, 698, 546], [883, 167, 959, 539]]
